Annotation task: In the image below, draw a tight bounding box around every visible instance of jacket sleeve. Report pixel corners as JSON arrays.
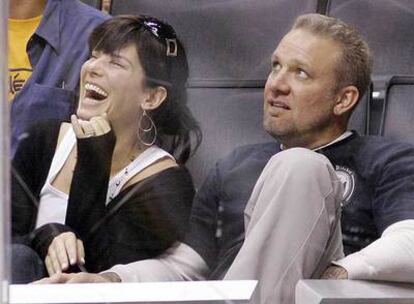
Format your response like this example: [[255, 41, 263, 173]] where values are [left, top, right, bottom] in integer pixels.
[[335, 140, 414, 282], [184, 162, 221, 270], [334, 219, 414, 282], [108, 242, 209, 282]]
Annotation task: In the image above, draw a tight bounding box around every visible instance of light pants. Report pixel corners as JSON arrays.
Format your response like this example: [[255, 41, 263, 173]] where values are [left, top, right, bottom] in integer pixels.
[[224, 148, 344, 304]]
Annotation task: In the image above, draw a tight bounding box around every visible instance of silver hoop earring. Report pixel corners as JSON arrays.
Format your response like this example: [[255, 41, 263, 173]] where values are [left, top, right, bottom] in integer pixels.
[[137, 110, 157, 146]]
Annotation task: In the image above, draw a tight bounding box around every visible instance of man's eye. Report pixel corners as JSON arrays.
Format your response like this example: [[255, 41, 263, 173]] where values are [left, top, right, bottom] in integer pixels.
[[272, 62, 281, 71], [297, 69, 309, 80]]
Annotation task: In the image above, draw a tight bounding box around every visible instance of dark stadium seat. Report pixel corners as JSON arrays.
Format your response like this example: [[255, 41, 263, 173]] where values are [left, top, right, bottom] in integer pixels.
[[324, 0, 414, 134], [110, 0, 319, 85], [326, 0, 414, 135], [186, 86, 272, 187], [380, 76, 414, 143], [348, 84, 371, 135], [326, 0, 414, 81], [79, 0, 102, 10]]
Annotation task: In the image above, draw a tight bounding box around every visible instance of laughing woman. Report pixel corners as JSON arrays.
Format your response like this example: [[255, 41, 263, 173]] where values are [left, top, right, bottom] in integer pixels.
[[11, 15, 201, 283]]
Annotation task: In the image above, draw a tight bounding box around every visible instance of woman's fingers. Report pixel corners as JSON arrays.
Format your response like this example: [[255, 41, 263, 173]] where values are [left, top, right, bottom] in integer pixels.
[[76, 239, 85, 266], [54, 236, 70, 270], [63, 232, 79, 266], [71, 114, 95, 138], [44, 255, 55, 276], [71, 114, 111, 138], [89, 117, 104, 135], [71, 114, 85, 138], [46, 232, 84, 275], [48, 246, 62, 274], [90, 116, 111, 135]]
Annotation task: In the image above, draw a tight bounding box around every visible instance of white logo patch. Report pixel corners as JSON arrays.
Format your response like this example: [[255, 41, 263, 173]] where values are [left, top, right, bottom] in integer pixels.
[[335, 165, 355, 206]]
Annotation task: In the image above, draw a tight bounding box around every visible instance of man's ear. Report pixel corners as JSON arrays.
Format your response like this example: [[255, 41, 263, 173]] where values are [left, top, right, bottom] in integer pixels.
[[141, 86, 167, 111], [333, 85, 359, 116]]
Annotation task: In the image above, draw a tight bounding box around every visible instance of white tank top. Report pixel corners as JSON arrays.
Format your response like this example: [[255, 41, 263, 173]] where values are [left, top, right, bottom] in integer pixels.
[[35, 127, 174, 229]]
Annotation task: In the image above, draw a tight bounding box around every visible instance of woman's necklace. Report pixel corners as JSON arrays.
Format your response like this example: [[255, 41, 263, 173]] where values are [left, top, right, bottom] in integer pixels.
[[108, 141, 142, 201], [112, 141, 140, 175], [106, 146, 171, 204]]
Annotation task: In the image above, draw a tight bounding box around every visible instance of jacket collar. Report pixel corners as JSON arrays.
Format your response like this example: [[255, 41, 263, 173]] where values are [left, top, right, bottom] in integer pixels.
[[35, 0, 61, 54]]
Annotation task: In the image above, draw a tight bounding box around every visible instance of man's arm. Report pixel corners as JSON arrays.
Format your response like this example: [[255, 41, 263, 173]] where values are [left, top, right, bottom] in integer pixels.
[[107, 242, 209, 282], [323, 140, 414, 281], [324, 219, 414, 281]]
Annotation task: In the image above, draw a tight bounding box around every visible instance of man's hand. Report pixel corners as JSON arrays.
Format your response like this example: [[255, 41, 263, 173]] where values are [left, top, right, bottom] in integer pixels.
[[71, 114, 111, 138], [321, 265, 348, 279], [45, 232, 85, 276], [32, 272, 121, 284]]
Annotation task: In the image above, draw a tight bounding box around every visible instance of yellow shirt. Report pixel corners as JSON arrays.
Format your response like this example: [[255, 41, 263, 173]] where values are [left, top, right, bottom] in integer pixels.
[[8, 15, 42, 101]]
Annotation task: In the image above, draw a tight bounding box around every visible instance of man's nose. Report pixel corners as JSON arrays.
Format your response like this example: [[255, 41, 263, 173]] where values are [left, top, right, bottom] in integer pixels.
[[267, 70, 290, 95]]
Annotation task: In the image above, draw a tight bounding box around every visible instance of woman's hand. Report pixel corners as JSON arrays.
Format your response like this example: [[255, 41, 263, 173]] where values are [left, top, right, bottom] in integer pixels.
[[32, 272, 121, 284], [71, 114, 111, 138], [45, 232, 85, 276]]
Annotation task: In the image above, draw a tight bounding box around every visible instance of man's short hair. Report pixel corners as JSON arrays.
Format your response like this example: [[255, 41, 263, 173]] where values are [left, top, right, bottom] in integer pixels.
[[292, 13, 372, 102]]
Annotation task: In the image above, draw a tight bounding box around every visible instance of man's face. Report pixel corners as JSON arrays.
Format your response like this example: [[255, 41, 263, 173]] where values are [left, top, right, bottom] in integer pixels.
[[263, 29, 343, 149]]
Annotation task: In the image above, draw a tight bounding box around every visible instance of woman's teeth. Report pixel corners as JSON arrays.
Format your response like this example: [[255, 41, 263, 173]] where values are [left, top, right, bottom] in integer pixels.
[[84, 83, 108, 100]]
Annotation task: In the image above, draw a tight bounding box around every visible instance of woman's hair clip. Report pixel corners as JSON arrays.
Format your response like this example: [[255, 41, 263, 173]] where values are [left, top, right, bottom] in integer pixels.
[[166, 38, 178, 57]]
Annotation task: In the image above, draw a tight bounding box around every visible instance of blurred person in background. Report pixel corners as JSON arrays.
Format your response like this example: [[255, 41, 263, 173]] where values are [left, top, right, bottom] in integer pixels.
[[9, 0, 108, 156]]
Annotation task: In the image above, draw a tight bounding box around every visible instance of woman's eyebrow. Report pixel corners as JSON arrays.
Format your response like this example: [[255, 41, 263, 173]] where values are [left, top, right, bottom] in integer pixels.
[[111, 54, 133, 66]]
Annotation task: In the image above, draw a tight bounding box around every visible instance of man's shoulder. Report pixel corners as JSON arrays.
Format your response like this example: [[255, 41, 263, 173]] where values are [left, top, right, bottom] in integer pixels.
[[330, 134, 414, 171], [63, 0, 109, 22], [352, 134, 414, 156], [41, 0, 109, 43], [330, 133, 414, 154]]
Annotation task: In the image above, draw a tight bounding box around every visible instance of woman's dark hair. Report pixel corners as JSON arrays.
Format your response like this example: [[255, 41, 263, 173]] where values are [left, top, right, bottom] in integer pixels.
[[88, 15, 201, 164]]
